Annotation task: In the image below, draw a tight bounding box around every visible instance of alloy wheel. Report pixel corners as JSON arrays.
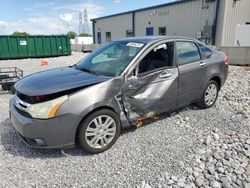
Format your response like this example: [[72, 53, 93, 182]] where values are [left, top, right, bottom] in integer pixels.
[[85, 115, 117, 149], [205, 83, 218, 106]]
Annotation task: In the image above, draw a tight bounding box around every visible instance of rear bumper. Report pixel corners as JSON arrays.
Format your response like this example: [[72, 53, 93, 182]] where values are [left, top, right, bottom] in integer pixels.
[[9, 97, 82, 149]]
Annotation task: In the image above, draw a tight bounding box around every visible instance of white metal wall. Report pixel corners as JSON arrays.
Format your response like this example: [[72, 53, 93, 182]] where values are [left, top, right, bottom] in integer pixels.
[[93, 0, 250, 46], [234, 25, 250, 46], [216, 0, 250, 47], [134, 0, 216, 39], [94, 14, 132, 44]]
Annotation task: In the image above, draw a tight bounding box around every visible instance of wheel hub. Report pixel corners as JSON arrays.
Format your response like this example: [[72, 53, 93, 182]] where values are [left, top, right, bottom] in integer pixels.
[[205, 83, 217, 106], [85, 115, 116, 149]]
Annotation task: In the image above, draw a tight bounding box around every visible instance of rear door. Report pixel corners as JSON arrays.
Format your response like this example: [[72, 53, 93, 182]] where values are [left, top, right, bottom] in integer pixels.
[[176, 40, 208, 107], [123, 41, 178, 122]]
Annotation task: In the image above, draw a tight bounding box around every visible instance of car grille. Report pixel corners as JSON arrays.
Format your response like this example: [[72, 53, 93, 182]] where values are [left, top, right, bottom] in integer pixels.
[[15, 105, 32, 118]]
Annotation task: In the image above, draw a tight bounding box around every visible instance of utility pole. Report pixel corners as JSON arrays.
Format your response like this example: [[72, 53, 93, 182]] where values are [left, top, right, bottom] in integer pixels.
[[83, 9, 90, 34], [79, 12, 83, 35]]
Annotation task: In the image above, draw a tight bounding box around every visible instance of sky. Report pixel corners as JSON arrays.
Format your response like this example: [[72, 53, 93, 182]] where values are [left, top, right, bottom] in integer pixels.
[[0, 0, 175, 35]]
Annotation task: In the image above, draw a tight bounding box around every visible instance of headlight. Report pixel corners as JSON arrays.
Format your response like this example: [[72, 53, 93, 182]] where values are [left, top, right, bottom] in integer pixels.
[[27, 95, 68, 119]]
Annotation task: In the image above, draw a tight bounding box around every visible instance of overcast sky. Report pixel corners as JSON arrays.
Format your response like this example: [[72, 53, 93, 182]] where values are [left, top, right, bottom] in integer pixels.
[[0, 0, 174, 35]]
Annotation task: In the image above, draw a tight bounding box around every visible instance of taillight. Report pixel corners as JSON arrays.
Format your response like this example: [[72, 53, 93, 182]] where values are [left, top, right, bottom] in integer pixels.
[[225, 53, 229, 65]]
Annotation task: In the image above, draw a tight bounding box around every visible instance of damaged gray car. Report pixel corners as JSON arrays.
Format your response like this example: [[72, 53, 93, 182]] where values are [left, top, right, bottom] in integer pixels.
[[9, 36, 229, 154]]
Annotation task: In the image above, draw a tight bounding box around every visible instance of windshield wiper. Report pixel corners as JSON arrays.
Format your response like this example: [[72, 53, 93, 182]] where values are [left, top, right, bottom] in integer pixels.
[[79, 68, 97, 75], [69, 64, 77, 68]]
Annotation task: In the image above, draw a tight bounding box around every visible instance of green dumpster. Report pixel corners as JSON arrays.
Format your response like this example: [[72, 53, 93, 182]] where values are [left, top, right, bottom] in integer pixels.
[[0, 35, 71, 59]]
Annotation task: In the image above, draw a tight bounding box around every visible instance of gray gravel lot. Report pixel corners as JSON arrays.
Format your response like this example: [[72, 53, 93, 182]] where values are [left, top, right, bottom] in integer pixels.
[[0, 52, 249, 187]]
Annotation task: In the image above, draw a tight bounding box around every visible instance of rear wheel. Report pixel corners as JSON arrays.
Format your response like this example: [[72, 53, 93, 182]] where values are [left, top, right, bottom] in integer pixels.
[[78, 109, 121, 154], [196, 80, 219, 109]]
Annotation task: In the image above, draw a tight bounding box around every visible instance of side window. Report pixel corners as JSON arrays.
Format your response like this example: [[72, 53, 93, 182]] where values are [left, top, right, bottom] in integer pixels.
[[176, 41, 201, 65], [139, 42, 174, 74], [197, 43, 213, 59]]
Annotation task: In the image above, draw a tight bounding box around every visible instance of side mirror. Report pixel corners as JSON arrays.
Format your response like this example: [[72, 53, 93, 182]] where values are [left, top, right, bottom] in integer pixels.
[[127, 75, 138, 82], [126, 69, 138, 83]]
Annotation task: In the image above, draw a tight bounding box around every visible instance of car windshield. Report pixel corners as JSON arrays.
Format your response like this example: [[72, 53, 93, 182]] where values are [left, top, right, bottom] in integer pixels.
[[75, 41, 145, 77]]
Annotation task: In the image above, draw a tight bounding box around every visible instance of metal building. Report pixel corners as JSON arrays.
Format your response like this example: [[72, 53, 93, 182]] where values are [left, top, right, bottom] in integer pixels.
[[91, 0, 250, 46]]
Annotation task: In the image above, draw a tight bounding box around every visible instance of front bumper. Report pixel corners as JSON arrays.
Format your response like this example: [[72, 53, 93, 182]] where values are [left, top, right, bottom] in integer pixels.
[[9, 97, 82, 149]]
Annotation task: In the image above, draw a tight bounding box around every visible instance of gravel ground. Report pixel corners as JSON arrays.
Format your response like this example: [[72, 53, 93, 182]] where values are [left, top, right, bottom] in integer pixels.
[[0, 52, 249, 187]]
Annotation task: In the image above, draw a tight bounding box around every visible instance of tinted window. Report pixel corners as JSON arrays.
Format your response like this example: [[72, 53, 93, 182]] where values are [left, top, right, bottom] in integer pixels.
[[139, 42, 174, 74], [176, 41, 201, 65], [198, 43, 213, 59]]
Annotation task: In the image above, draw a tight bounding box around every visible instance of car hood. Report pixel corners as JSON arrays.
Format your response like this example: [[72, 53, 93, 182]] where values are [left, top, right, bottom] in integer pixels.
[[15, 67, 111, 96]]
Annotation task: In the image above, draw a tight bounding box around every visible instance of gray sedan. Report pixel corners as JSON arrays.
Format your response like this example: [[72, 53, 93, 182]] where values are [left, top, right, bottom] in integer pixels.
[[9, 36, 229, 153]]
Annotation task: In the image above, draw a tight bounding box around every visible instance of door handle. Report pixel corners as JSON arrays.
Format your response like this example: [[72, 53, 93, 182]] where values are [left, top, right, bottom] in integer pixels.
[[200, 62, 207, 66], [159, 71, 173, 79]]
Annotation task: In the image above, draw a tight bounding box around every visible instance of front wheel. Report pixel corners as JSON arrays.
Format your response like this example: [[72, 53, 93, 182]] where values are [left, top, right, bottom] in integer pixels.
[[196, 80, 219, 109], [78, 109, 121, 154]]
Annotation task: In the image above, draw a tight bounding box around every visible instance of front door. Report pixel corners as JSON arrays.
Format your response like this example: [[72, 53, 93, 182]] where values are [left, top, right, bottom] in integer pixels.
[[123, 42, 178, 123], [176, 40, 208, 107]]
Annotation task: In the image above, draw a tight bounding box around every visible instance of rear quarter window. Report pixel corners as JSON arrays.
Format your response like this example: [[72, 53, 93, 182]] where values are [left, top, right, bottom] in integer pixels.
[[198, 43, 213, 59]]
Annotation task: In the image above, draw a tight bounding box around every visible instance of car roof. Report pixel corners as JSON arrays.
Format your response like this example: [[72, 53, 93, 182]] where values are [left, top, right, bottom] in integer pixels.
[[113, 36, 196, 44]]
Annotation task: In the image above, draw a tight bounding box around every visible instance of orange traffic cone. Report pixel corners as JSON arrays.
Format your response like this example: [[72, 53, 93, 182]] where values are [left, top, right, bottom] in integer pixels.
[[41, 60, 48, 66]]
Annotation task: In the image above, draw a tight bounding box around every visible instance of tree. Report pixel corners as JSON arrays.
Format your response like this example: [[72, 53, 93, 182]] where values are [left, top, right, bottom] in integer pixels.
[[79, 33, 92, 37], [11, 31, 30, 36], [67, 31, 77, 39]]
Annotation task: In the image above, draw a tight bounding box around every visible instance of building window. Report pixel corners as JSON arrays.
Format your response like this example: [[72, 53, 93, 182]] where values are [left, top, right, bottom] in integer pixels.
[[106, 32, 111, 42], [246, 22, 250, 25], [159, 27, 166, 36], [126, 30, 134, 37]]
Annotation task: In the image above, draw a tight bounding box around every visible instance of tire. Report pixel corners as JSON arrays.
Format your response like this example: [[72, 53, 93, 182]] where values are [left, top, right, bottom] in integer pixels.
[[78, 109, 121, 154], [2, 84, 12, 91], [196, 80, 219, 109], [10, 85, 16, 94]]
